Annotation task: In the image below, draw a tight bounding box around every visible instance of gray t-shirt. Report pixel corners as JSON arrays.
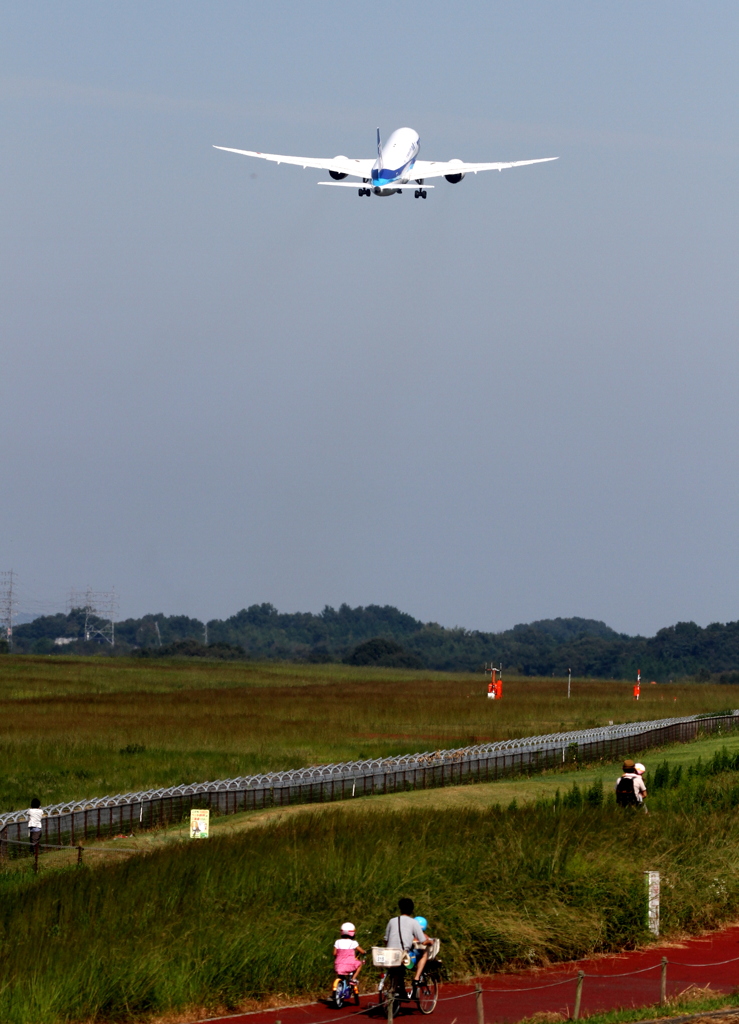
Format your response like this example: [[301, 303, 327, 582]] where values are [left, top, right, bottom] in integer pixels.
[[384, 915, 425, 951]]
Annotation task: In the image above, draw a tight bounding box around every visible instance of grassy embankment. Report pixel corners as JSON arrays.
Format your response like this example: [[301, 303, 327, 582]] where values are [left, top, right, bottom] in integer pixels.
[[4, 755, 739, 1023], [0, 654, 735, 809]]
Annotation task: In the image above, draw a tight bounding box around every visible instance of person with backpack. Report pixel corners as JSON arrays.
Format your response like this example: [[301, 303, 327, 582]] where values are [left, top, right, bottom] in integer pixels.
[[616, 759, 647, 808]]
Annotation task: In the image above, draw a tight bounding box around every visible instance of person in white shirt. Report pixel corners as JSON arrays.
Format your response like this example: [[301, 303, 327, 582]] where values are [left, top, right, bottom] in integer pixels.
[[27, 798, 44, 852], [615, 760, 647, 808]]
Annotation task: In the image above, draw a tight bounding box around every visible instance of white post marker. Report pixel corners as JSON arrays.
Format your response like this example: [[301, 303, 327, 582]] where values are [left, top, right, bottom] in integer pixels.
[[190, 808, 210, 839], [645, 871, 660, 936]]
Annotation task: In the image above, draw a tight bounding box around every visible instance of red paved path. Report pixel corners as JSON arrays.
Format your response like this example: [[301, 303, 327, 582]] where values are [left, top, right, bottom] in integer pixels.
[[197, 926, 739, 1024]]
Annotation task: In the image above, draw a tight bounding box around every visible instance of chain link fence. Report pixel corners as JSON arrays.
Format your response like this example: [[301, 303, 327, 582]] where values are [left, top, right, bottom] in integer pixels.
[[1, 711, 736, 860]]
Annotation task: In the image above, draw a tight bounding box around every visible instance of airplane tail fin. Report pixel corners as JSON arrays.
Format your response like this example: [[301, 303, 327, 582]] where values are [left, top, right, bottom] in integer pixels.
[[376, 127, 382, 160]]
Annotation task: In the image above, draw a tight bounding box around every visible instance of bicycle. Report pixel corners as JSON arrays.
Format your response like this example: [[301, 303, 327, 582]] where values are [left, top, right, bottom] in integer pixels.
[[331, 972, 361, 1008], [373, 941, 440, 1016]]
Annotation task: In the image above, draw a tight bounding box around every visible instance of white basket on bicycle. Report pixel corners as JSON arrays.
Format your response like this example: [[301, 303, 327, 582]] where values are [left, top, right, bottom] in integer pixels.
[[372, 947, 404, 967]]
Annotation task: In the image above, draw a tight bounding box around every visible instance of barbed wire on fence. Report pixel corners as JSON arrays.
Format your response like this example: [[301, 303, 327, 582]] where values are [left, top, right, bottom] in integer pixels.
[[1, 710, 737, 853]]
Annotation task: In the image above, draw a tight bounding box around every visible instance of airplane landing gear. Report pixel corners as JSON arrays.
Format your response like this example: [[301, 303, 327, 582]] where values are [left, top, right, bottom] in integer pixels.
[[414, 189, 427, 199], [358, 188, 371, 196]]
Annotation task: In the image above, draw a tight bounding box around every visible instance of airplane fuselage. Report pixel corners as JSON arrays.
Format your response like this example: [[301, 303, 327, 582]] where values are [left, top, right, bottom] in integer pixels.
[[371, 127, 421, 195]]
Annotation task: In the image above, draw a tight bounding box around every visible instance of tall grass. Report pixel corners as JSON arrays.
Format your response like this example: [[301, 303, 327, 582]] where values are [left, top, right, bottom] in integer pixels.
[[4, 775, 739, 1023], [0, 656, 736, 808]]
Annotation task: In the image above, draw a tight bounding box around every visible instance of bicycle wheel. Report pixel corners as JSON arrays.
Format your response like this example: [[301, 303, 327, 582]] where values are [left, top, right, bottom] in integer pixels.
[[415, 975, 438, 1014], [333, 981, 344, 1009]]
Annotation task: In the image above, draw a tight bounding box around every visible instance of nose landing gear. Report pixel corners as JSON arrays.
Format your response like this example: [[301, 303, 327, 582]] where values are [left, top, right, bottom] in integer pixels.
[[358, 188, 371, 197], [414, 189, 427, 199]]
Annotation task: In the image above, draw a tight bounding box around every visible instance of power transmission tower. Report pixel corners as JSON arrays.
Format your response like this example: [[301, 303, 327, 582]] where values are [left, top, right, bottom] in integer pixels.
[[0, 570, 17, 651], [68, 587, 119, 646]]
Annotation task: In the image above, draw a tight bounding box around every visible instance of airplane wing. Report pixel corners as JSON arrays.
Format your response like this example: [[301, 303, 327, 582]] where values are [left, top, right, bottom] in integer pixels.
[[213, 146, 374, 179], [317, 181, 434, 188], [411, 157, 558, 179]]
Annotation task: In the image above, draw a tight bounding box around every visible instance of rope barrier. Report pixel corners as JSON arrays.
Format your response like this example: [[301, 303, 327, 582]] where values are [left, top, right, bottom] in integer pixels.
[[1, 836, 137, 853], [199, 993, 381, 1023], [435, 990, 478, 1002], [474, 951, 739, 986], [243, 1002, 371, 1024], [668, 954, 739, 968], [582, 962, 662, 978], [478, 976, 578, 994], [2, 837, 76, 850]]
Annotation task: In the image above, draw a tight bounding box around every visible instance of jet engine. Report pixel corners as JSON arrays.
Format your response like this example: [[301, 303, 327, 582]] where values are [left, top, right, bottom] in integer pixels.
[[329, 158, 349, 180], [444, 159, 466, 184]]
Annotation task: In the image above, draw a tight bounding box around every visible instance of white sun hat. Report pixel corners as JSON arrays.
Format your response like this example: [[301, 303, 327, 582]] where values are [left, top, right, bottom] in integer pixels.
[[341, 922, 356, 934], [634, 763, 646, 775]]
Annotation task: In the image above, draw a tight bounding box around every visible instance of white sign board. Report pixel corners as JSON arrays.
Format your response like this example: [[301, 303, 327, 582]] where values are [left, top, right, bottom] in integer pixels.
[[190, 808, 210, 839]]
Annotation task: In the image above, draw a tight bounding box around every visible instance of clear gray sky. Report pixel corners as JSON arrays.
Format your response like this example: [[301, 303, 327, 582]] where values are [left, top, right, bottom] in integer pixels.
[[2, 2, 738, 635]]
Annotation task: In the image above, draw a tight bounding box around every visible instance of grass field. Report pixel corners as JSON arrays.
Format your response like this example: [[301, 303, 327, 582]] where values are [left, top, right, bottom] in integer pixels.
[[0, 655, 736, 810], [5, 751, 739, 1023], [2, 659, 739, 1024]]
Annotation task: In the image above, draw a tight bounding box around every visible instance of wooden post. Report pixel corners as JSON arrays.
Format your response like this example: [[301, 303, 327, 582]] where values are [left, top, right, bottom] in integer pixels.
[[573, 971, 584, 1021], [77, 845, 83, 866], [475, 983, 484, 1024], [387, 985, 393, 1024], [660, 957, 667, 1006]]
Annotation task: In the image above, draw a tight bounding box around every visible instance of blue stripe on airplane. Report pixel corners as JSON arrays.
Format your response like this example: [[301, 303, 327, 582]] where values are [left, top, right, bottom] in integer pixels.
[[372, 166, 411, 183]]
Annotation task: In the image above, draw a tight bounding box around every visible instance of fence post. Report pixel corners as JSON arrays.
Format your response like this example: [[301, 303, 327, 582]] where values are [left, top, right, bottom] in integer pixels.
[[660, 957, 667, 1005], [573, 971, 584, 1021], [77, 845, 83, 866], [475, 983, 484, 1024], [387, 987, 394, 1024]]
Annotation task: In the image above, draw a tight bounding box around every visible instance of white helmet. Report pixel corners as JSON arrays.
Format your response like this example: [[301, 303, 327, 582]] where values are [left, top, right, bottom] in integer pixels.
[[341, 922, 356, 935], [634, 763, 646, 775]]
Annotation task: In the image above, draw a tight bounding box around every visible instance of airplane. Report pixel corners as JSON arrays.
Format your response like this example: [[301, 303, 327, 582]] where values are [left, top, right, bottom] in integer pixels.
[[214, 126, 557, 198]]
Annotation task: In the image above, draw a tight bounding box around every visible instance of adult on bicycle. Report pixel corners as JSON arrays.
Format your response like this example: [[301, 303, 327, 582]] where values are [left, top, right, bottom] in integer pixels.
[[384, 898, 433, 990]]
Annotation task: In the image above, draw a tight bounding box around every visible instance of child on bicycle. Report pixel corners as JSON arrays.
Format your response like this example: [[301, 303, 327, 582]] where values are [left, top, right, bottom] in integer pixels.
[[334, 922, 365, 985]]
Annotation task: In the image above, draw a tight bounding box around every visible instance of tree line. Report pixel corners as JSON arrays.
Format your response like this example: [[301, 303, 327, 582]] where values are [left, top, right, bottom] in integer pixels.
[[9, 603, 739, 680]]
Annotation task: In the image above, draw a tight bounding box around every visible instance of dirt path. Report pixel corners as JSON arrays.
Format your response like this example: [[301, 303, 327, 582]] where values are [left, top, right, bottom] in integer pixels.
[[193, 925, 739, 1024]]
